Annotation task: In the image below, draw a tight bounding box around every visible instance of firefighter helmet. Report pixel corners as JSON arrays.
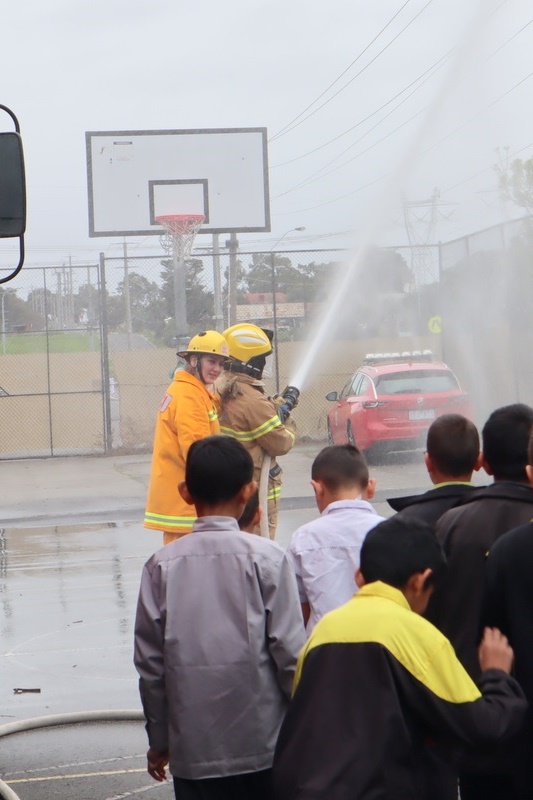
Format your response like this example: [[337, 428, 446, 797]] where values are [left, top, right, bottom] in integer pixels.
[[177, 330, 230, 359], [223, 324, 273, 364]]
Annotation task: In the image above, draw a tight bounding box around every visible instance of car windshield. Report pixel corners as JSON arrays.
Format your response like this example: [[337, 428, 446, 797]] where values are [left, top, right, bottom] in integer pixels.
[[374, 369, 459, 395]]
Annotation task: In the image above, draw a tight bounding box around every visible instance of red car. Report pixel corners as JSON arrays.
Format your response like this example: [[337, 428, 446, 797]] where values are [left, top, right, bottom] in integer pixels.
[[326, 352, 472, 456]]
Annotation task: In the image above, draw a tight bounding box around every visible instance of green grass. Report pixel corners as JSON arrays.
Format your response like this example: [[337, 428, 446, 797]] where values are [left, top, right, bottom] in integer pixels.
[[3, 332, 101, 354]]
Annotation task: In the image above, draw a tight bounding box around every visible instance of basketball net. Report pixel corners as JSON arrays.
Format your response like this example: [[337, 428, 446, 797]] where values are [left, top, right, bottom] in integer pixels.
[[156, 214, 205, 261]]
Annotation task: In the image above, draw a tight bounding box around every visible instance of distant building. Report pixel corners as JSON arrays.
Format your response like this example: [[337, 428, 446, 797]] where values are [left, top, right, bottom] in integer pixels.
[[236, 296, 322, 332]]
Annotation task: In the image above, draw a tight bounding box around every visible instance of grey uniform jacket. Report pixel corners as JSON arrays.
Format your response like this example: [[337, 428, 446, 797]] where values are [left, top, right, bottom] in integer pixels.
[[134, 516, 306, 780]]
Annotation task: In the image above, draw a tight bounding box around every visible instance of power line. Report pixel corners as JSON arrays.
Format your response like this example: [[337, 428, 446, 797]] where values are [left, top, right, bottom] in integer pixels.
[[421, 68, 533, 158], [274, 67, 533, 215], [270, 0, 413, 140], [487, 15, 533, 59], [442, 140, 533, 194], [271, 0, 514, 192], [272, 11, 532, 211], [270, 0, 437, 142], [273, 109, 423, 200], [270, 49, 452, 169], [272, 52, 452, 199]]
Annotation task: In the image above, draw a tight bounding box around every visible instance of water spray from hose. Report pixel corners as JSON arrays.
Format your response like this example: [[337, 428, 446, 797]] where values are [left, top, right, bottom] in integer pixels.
[[288, 0, 494, 395]]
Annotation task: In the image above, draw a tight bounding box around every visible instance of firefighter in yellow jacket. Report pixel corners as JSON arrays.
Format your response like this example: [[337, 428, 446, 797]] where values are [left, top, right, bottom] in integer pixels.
[[218, 324, 296, 539], [144, 331, 229, 544]]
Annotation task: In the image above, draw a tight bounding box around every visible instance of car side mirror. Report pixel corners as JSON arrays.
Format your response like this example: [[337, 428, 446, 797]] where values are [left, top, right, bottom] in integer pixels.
[[325, 391, 338, 402], [0, 105, 26, 284]]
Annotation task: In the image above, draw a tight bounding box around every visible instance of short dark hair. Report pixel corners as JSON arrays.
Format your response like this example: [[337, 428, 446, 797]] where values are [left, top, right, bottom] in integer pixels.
[[238, 489, 259, 530], [482, 404, 533, 481], [426, 414, 479, 477], [360, 516, 447, 589], [311, 444, 369, 491], [186, 436, 254, 505]]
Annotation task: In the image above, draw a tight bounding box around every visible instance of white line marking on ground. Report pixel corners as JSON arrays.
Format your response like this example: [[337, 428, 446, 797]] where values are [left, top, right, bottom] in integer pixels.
[[106, 781, 169, 799], [8, 767, 146, 783], [7, 753, 144, 777]]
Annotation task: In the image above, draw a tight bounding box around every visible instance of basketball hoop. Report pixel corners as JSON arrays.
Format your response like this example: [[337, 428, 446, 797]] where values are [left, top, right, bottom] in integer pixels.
[[156, 214, 205, 339], [156, 214, 205, 261]]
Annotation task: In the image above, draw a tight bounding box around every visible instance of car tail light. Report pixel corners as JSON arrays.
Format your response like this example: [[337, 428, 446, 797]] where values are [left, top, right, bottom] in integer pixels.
[[451, 394, 470, 404], [362, 400, 387, 409]]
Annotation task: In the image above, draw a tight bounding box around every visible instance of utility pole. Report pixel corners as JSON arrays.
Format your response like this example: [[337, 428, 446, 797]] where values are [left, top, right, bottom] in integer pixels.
[[403, 188, 454, 329]]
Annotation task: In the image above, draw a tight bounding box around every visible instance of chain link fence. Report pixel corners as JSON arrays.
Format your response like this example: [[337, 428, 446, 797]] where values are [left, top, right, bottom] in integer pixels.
[[0, 263, 108, 458], [439, 215, 533, 422], [10, 234, 519, 459], [99, 244, 441, 450]]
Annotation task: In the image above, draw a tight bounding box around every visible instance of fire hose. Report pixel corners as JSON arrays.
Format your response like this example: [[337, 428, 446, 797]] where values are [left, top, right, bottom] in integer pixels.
[[0, 710, 144, 800], [258, 385, 300, 538]]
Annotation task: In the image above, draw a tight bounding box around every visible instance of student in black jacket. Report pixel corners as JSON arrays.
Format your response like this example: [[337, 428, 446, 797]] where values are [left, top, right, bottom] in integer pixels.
[[482, 432, 533, 799], [273, 517, 526, 800], [388, 413, 481, 526], [427, 403, 533, 800]]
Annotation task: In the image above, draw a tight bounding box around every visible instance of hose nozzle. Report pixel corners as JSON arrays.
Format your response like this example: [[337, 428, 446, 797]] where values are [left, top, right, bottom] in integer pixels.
[[278, 385, 300, 423], [281, 385, 300, 412]]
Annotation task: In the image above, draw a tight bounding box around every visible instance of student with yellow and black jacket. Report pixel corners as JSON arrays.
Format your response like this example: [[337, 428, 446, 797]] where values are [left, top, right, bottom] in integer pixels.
[[273, 517, 526, 800]]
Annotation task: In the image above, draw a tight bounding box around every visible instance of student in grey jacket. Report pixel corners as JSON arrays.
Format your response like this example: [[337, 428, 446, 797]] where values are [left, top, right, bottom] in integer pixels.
[[134, 435, 306, 800]]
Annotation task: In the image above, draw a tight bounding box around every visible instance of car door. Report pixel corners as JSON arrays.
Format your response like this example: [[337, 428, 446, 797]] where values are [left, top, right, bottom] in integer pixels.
[[336, 373, 363, 441], [350, 375, 372, 447], [329, 377, 352, 437]]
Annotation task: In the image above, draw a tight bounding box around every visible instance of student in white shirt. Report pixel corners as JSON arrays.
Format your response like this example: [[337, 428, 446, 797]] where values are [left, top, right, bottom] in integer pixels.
[[287, 444, 385, 633]]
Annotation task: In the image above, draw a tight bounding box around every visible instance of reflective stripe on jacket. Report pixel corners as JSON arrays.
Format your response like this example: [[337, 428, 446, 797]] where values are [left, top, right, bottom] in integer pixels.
[[217, 373, 295, 485], [144, 370, 219, 532]]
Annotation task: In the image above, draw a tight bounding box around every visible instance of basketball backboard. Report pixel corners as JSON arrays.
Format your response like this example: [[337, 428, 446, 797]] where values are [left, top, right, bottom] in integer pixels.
[[85, 127, 270, 237]]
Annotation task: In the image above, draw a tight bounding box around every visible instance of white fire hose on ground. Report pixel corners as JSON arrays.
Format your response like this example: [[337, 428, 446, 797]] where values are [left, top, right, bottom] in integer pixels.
[[0, 709, 144, 800]]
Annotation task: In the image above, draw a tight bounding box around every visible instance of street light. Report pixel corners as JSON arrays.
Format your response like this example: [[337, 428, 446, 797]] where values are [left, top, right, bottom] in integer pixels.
[[268, 227, 306, 392]]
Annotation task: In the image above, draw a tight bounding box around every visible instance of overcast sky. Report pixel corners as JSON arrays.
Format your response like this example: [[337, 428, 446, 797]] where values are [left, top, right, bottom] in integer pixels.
[[1, 0, 532, 271]]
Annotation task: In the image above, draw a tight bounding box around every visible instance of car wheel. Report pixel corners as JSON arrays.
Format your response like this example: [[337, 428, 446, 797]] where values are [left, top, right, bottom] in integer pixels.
[[327, 420, 334, 446], [347, 422, 356, 447]]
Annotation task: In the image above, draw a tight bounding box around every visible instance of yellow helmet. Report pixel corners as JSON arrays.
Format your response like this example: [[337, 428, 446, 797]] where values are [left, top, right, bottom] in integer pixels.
[[177, 330, 230, 359], [223, 323, 273, 364]]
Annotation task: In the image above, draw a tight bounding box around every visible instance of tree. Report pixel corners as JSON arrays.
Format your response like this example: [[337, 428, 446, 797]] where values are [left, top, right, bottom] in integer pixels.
[[116, 272, 164, 334], [160, 258, 215, 340], [27, 287, 55, 321], [496, 155, 533, 214], [74, 283, 100, 325], [1, 288, 45, 331], [242, 254, 337, 303]]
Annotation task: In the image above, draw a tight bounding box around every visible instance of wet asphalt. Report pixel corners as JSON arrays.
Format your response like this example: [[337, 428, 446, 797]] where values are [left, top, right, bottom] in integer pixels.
[[0, 444, 469, 799]]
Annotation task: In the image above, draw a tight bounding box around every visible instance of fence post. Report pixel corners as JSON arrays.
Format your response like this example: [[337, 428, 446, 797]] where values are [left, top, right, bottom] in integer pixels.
[[99, 253, 113, 453]]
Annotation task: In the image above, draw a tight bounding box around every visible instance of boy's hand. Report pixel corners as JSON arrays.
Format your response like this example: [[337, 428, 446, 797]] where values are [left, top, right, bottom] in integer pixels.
[[478, 627, 514, 674], [147, 747, 169, 781]]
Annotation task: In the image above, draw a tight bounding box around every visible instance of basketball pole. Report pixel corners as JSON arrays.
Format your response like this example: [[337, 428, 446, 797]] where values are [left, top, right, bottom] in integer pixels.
[[228, 232, 239, 326], [173, 239, 188, 344], [212, 234, 223, 331], [122, 239, 133, 351], [156, 216, 204, 349]]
